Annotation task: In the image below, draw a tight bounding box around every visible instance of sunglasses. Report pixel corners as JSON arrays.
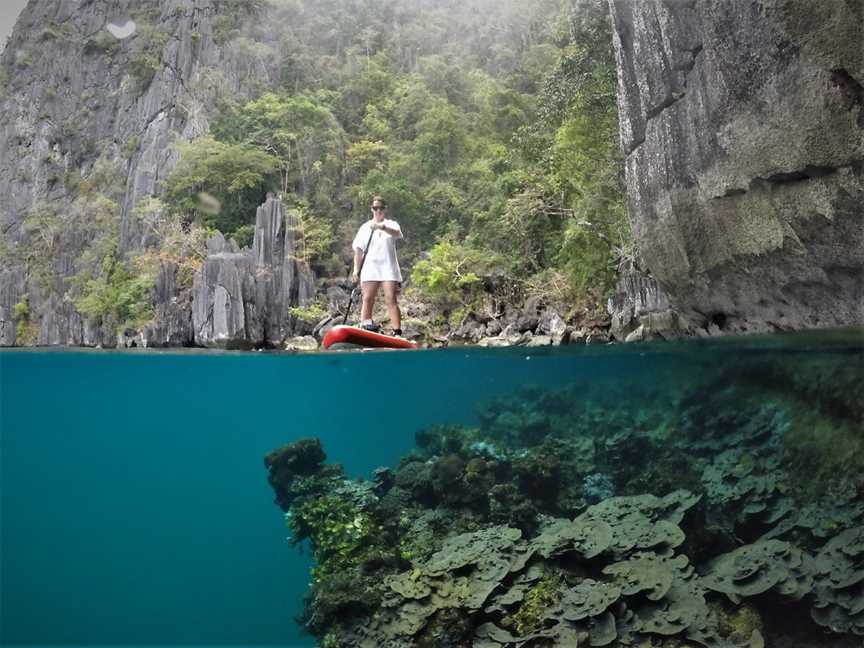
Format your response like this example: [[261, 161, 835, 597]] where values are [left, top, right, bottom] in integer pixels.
[[372, 206, 385, 211]]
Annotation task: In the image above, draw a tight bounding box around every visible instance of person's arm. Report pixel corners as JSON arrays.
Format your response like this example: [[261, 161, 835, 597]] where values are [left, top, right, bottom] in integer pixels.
[[352, 246, 363, 283], [379, 220, 403, 239]]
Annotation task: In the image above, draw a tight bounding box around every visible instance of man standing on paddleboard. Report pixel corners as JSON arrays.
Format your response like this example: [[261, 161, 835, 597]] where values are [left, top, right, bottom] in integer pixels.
[[351, 196, 404, 336]]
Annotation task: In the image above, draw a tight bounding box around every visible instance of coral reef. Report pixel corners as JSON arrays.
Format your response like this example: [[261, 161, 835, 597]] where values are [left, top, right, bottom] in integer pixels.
[[264, 350, 863, 646]]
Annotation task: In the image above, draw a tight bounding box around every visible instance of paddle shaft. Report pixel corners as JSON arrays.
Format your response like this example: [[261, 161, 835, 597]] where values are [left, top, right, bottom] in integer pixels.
[[342, 224, 377, 325]]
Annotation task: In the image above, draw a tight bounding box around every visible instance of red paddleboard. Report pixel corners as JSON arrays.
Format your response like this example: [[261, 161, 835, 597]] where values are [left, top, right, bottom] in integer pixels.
[[322, 325, 418, 350]]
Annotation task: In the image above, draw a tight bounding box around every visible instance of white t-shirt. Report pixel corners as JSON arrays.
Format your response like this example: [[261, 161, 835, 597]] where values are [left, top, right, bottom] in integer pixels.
[[352, 219, 403, 282]]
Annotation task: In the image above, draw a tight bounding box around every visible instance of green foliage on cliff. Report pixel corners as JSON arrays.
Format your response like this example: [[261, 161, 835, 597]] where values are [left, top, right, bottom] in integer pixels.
[[212, 0, 269, 44], [133, 197, 212, 290], [291, 207, 336, 266], [84, 30, 120, 56], [74, 254, 155, 332], [161, 0, 627, 308], [412, 239, 503, 308], [164, 135, 278, 232], [13, 296, 38, 345], [128, 22, 171, 93]]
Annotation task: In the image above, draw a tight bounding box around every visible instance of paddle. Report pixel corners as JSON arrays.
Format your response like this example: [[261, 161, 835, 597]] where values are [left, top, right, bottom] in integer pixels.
[[342, 223, 377, 325]]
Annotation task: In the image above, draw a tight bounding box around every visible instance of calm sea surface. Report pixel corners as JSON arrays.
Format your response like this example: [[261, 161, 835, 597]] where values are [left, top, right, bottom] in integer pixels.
[[1, 331, 861, 646]]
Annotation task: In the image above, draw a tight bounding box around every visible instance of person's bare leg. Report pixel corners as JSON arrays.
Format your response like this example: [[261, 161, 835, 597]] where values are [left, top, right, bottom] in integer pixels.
[[383, 281, 401, 330], [361, 282, 380, 323]]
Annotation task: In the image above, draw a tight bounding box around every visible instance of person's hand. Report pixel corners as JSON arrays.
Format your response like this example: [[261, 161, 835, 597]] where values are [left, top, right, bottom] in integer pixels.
[[351, 271, 359, 284]]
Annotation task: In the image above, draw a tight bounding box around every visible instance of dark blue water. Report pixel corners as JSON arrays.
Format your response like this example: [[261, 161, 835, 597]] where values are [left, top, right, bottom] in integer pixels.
[[1, 334, 860, 646]]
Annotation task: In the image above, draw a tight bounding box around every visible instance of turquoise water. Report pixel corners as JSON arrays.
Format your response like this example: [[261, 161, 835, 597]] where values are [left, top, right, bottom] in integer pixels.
[[1, 332, 861, 646]]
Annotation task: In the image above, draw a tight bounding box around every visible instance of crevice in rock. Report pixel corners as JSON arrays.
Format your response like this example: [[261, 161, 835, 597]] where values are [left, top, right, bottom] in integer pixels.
[[712, 187, 747, 200], [645, 90, 686, 121], [137, 103, 176, 138], [674, 44, 703, 73], [714, 161, 860, 199], [758, 165, 837, 185], [757, 166, 837, 184], [830, 68, 864, 127], [625, 133, 646, 156]]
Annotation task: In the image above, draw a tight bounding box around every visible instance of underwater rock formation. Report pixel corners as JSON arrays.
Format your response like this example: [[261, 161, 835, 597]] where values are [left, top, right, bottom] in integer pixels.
[[607, 0, 864, 335], [265, 349, 863, 646]]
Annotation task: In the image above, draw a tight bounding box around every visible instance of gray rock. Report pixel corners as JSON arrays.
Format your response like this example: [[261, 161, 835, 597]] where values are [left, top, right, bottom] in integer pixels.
[[608, 269, 679, 341], [608, 0, 864, 334], [451, 315, 485, 343], [142, 261, 192, 347], [191, 196, 315, 347], [537, 308, 567, 338], [0, 0, 285, 347], [0, 267, 25, 346], [526, 334, 552, 347], [283, 336, 318, 352], [585, 331, 610, 345]]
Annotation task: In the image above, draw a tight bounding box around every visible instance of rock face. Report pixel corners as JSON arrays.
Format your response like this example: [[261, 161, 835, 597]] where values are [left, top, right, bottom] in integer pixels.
[[192, 195, 315, 347], [607, 0, 864, 334], [0, 0, 282, 346]]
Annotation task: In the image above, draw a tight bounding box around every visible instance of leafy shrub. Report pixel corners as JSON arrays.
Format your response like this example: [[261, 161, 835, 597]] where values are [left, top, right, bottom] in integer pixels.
[[128, 24, 170, 93], [133, 196, 212, 290], [164, 135, 278, 234], [412, 239, 503, 307], [84, 30, 120, 56], [288, 302, 329, 327], [13, 296, 38, 345], [555, 222, 618, 298], [231, 224, 255, 248], [290, 207, 334, 265], [74, 255, 154, 333], [212, 0, 268, 45]]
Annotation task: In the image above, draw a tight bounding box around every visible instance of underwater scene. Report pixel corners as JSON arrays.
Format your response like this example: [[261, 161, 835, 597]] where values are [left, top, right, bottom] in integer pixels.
[[1, 331, 863, 647]]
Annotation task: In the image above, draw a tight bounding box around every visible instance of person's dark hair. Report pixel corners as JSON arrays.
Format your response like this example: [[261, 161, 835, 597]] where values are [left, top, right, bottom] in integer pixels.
[[371, 195, 386, 208]]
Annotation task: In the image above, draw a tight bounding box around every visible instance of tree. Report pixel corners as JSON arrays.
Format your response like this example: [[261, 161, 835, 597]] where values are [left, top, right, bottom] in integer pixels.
[[164, 135, 278, 234], [235, 94, 343, 194]]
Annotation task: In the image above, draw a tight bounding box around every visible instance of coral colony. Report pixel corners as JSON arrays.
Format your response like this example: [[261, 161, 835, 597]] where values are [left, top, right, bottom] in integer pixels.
[[265, 354, 863, 647]]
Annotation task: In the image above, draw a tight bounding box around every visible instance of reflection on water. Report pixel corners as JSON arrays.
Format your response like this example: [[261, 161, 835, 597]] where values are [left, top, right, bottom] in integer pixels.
[[1, 330, 862, 647]]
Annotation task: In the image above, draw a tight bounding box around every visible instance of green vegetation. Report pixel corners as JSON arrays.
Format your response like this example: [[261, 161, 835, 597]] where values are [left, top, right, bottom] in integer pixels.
[[14, 157, 159, 337], [74, 254, 155, 332], [133, 196, 212, 290], [122, 135, 140, 158], [13, 296, 38, 345], [161, 0, 627, 310], [287, 302, 329, 328], [164, 135, 277, 232], [8, 0, 629, 343], [412, 238, 503, 308], [291, 207, 335, 266], [128, 22, 171, 93], [212, 0, 269, 44], [84, 30, 120, 56]]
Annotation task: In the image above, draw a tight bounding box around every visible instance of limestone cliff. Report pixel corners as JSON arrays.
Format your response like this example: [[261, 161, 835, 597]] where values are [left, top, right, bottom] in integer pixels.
[[0, 0, 303, 347], [607, 0, 863, 336]]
